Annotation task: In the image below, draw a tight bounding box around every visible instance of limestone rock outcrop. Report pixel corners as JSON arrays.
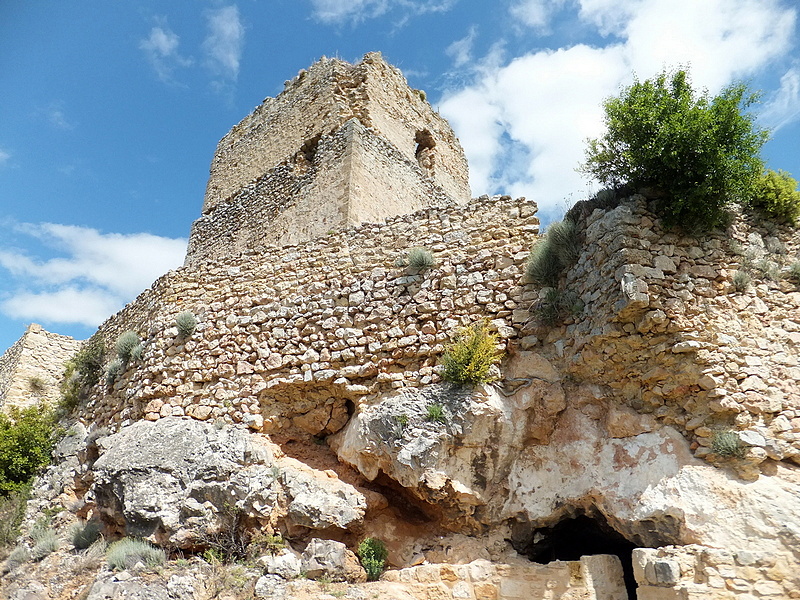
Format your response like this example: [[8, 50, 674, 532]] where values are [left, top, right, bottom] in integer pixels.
[[91, 417, 366, 547]]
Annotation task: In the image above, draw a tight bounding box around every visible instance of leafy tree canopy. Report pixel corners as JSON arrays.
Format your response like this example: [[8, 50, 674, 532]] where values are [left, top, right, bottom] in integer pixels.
[[0, 405, 56, 494], [581, 69, 769, 232]]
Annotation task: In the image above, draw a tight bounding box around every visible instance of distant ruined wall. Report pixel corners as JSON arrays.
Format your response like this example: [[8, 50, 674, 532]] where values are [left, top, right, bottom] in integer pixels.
[[0, 324, 81, 412]]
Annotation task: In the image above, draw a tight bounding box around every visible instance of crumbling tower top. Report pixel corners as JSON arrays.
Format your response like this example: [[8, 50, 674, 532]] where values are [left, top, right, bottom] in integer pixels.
[[185, 52, 470, 266]]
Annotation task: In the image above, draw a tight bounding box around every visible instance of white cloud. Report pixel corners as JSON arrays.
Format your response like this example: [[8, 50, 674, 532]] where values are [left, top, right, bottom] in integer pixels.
[[309, 0, 455, 25], [446, 26, 478, 68], [440, 0, 798, 215], [0, 223, 186, 328], [44, 102, 74, 130], [0, 148, 10, 167], [2, 288, 124, 329], [203, 5, 245, 84], [510, 0, 567, 30], [140, 22, 193, 83], [760, 66, 800, 133]]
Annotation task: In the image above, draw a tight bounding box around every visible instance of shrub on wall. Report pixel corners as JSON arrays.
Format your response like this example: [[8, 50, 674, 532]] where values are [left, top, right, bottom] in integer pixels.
[[407, 247, 435, 272], [105, 358, 124, 387], [711, 430, 746, 458], [70, 520, 102, 550], [751, 169, 800, 225], [175, 311, 198, 338], [581, 68, 768, 232], [0, 406, 56, 494], [60, 336, 105, 411], [441, 321, 503, 385], [115, 331, 141, 363]]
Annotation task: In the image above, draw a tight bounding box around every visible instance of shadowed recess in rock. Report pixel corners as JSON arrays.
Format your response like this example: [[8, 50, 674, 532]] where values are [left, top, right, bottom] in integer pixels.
[[512, 514, 639, 599]]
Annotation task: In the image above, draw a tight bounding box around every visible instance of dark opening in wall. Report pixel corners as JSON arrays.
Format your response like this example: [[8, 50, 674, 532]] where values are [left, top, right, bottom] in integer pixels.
[[414, 129, 436, 177], [300, 134, 322, 163], [511, 514, 639, 599]]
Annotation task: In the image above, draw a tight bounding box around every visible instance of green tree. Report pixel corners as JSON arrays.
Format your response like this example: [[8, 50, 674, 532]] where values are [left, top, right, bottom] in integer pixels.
[[752, 169, 800, 225], [581, 69, 768, 231], [0, 405, 56, 494]]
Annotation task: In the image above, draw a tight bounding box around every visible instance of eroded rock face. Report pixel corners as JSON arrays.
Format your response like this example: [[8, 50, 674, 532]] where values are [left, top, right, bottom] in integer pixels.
[[335, 356, 800, 559], [332, 353, 569, 529], [91, 417, 366, 547]]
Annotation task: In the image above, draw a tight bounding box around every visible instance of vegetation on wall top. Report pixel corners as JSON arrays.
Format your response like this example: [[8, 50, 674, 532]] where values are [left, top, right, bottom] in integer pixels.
[[581, 68, 770, 232]]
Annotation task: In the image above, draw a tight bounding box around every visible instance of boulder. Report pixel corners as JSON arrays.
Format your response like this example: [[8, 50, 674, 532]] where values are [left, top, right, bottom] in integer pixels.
[[300, 538, 366, 582], [91, 418, 365, 547]]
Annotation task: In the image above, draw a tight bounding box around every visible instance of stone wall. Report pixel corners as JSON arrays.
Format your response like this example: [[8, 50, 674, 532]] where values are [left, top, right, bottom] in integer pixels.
[[202, 52, 469, 215], [380, 556, 628, 600], [186, 119, 454, 266], [633, 545, 799, 599], [539, 196, 800, 480], [0, 323, 81, 412], [88, 195, 539, 430]]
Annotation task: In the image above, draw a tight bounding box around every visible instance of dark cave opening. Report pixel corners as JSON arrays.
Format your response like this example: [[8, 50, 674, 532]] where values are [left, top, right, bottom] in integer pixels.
[[511, 514, 639, 599]]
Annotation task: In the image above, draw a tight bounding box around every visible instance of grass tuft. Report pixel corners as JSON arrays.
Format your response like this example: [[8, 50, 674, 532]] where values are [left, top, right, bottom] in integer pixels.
[[407, 248, 435, 272], [711, 430, 746, 458], [70, 520, 102, 550], [106, 538, 165, 571], [732, 270, 751, 292], [176, 311, 198, 338]]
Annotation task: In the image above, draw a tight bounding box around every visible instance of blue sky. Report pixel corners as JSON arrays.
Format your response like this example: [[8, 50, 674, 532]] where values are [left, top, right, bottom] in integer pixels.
[[1, 0, 799, 353]]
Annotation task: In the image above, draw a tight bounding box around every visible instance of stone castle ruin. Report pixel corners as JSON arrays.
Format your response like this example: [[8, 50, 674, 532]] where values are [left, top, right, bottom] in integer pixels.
[[1, 52, 800, 600], [186, 52, 470, 266]]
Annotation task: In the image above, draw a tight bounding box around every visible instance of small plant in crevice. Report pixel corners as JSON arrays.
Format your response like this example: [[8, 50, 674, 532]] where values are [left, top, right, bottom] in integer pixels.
[[711, 429, 746, 458], [532, 288, 583, 326], [357, 537, 388, 582], [525, 218, 581, 287], [726, 239, 746, 256], [106, 538, 166, 571], [60, 336, 105, 412], [28, 376, 47, 396], [753, 258, 780, 281], [732, 270, 751, 293], [115, 331, 140, 363], [406, 247, 435, 272], [176, 311, 198, 338], [440, 321, 503, 385], [250, 532, 286, 557], [425, 403, 446, 424], [70, 520, 102, 550], [785, 261, 800, 284], [130, 342, 144, 362], [396, 413, 409, 430], [105, 358, 124, 387]]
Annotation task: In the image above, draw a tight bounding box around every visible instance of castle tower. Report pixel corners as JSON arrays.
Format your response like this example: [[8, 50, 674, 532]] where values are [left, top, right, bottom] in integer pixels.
[[185, 52, 471, 266]]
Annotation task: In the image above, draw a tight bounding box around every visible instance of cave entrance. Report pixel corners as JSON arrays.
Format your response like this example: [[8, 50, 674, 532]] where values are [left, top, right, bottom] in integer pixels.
[[512, 514, 639, 599]]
